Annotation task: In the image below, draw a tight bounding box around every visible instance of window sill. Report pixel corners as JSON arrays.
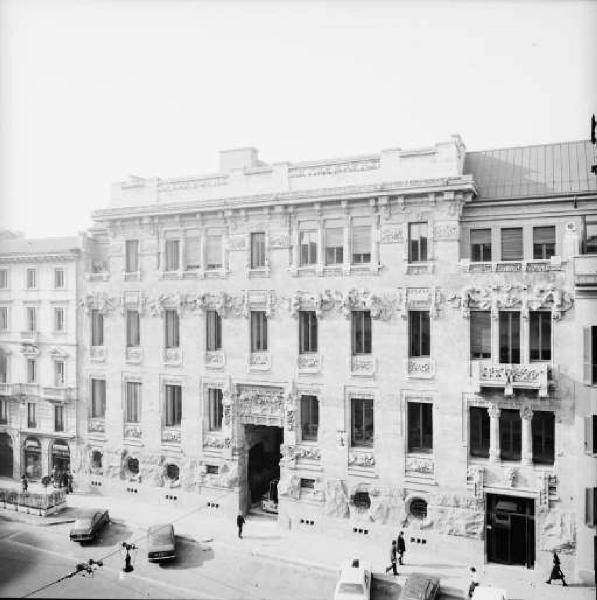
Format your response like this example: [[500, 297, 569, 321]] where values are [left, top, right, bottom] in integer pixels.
[[405, 454, 435, 480], [123, 271, 142, 282], [125, 347, 143, 364], [247, 351, 271, 372], [85, 272, 110, 282], [405, 357, 435, 379], [297, 353, 321, 374], [405, 261, 433, 275], [351, 355, 376, 377], [246, 266, 271, 278]]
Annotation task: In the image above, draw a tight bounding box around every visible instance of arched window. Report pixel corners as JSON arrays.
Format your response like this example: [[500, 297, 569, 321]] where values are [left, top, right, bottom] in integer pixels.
[[127, 457, 139, 474], [166, 464, 179, 480], [409, 497, 428, 519]]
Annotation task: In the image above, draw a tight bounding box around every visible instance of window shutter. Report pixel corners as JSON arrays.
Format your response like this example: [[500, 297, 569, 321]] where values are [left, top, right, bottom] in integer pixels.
[[585, 415, 595, 455], [583, 327, 593, 385], [326, 228, 343, 247], [501, 228, 523, 260], [206, 236, 222, 267], [533, 226, 555, 245], [586, 487, 596, 527], [184, 237, 201, 269], [352, 226, 371, 253], [470, 229, 491, 244]]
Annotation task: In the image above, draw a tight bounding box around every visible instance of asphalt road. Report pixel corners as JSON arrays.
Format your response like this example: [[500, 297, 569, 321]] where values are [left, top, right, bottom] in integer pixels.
[[0, 516, 338, 599]]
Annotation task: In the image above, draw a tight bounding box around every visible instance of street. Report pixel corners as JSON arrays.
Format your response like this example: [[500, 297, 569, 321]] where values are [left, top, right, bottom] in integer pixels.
[[0, 516, 337, 599]]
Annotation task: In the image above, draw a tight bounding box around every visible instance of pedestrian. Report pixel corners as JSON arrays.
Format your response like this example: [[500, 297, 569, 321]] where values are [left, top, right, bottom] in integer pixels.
[[397, 531, 406, 565], [385, 540, 398, 576], [50, 466, 57, 487], [236, 513, 245, 539], [67, 470, 74, 494], [21, 474, 28, 495], [546, 552, 568, 586], [468, 566, 479, 598], [62, 470, 69, 492]]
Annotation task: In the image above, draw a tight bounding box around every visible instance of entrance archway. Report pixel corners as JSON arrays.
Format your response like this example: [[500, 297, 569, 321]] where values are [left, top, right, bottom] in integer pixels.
[[51, 439, 70, 474], [24, 437, 42, 480], [0, 432, 13, 478], [245, 425, 283, 515]]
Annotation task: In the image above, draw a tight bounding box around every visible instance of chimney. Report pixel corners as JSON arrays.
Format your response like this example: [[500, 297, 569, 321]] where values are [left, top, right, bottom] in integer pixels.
[[219, 147, 260, 172]]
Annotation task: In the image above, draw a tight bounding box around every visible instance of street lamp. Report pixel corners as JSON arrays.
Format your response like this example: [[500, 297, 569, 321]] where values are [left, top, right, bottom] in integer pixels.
[[120, 542, 138, 573]]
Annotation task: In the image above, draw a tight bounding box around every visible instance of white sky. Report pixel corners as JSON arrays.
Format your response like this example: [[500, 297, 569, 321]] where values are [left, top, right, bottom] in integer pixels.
[[1, 0, 596, 237]]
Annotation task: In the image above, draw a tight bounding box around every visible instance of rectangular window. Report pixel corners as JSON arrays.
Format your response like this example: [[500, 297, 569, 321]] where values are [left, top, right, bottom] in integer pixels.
[[583, 326, 597, 385], [54, 268, 64, 289], [532, 411, 555, 465], [126, 310, 140, 347], [351, 397, 374, 447], [26, 268, 37, 289], [300, 478, 315, 490], [164, 384, 182, 427], [301, 395, 319, 441], [54, 405, 64, 432], [501, 228, 523, 261], [165, 239, 180, 271], [351, 226, 371, 264], [0, 307, 7, 331], [0, 400, 7, 424], [54, 307, 64, 332], [27, 359, 37, 384], [0, 269, 7, 289], [585, 415, 597, 455], [208, 388, 223, 431], [585, 487, 597, 527], [409, 311, 430, 357], [205, 235, 222, 269], [54, 360, 65, 386], [408, 222, 428, 262], [300, 230, 317, 266], [26, 307, 37, 332], [125, 381, 141, 423], [499, 312, 520, 363], [250, 232, 266, 268], [499, 409, 522, 461], [164, 310, 180, 348], [250, 311, 268, 352], [206, 310, 222, 351], [299, 311, 318, 354], [125, 240, 139, 273], [351, 311, 372, 355], [530, 311, 551, 361], [325, 228, 343, 265], [184, 235, 201, 270], [0, 353, 6, 383], [91, 310, 104, 346], [407, 401, 433, 453], [469, 407, 490, 458], [27, 403, 36, 428], [470, 229, 492, 262], [583, 220, 597, 254], [533, 226, 555, 259], [91, 379, 106, 418], [470, 311, 491, 359]]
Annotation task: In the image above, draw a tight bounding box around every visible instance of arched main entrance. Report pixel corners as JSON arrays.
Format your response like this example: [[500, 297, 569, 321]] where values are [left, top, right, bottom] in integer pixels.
[[51, 439, 70, 474], [0, 432, 13, 478], [24, 437, 42, 480]]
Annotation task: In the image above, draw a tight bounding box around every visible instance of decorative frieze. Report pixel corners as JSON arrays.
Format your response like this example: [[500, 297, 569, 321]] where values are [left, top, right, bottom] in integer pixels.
[[348, 451, 376, 468], [433, 222, 460, 240], [88, 418, 105, 433], [398, 286, 441, 318], [380, 225, 404, 244], [125, 347, 143, 364], [405, 456, 434, 478], [203, 435, 231, 450], [204, 350, 225, 369], [281, 444, 322, 463], [147, 293, 184, 317], [236, 386, 285, 426], [89, 346, 106, 362], [466, 465, 485, 499], [247, 351, 271, 372], [405, 358, 435, 379], [351, 355, 376, 377], [163, 347, 182, 365], [124, 424, 142, 440], [288, 158, 380, 178], [297, 353, 321, 374], [79, 292, 116, 315], [161, 426, 181, 444], [472, 361, 548, 397]]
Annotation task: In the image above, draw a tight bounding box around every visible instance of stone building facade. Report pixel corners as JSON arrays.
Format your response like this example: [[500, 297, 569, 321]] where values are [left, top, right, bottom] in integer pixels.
[[72, 139, 596, 582], [0, 233, 83, 481]]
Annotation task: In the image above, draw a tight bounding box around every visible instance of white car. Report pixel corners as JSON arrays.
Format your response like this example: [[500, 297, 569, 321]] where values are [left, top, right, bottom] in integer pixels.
[[333, 558, 372, 600], [472, 586, 508, 600]]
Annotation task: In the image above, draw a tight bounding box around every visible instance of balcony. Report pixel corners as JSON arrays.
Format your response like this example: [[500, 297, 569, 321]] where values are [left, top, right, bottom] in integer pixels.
[[87, 417, 105, 434], [461, 257, 562, 274], [14, 383, 40, 397], [405, 357, 435, 379], [472, 361, 549, 397], [42, 387, 75, 402], [574, 254, 597, 290], [0, 383, 13, 396], [162, 426, 181, 444], [297, 353, 321, 374], [124, 423, 142, 440], [20, 331, 39, 343]]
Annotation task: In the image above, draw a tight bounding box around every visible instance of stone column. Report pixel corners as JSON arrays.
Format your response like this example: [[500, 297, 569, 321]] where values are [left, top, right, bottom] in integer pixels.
[[520, 405, 534, 465], [316, 224, 324, 276], [40, 437, 52, 479], [488, 404, 501, 462], [370, 214, 379, 271], [342, 217, 351, 275]]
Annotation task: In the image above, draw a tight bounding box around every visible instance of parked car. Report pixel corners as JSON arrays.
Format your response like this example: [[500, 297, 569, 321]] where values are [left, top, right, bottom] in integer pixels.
[[333, 558, 372, 600], [472, 586, 508, 600], [147, 522, 176, 562], [69, 509, 110, 543], [402, 572, 440, 600]]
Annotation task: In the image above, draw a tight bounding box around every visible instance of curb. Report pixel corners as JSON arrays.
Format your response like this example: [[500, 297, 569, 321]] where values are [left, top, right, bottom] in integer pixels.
[[250, 546, 337, 574], [0, 509, 76, 527]]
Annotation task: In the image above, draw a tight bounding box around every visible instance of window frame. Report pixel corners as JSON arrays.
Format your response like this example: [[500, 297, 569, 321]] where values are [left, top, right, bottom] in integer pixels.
[[205, 234, 223, 270], [532, 226, 556, 260], [583, 218, 597, 255], [54, 404, 64, 432], [90, 309, 104, 346], [299, 230, 318, 266], [531, 410, 555, 465], [26, 358, 37, 384], [469, 406, 490, 458], [0, 306, 8, 331], [54, 307, 65, 332], [90, 378, 106, 418], [407, 401, 433, 454], [26, 268, 37, 290], [208, 387, 223, 431], [324, 227, 344, 265], [164, 384, 182, 427], [27, 402, 36, 428], [125, 239, 140, 273], [470, 229, 492, 262], [351, 310, 372, 356], [499, 408, 522, 461], [529, 311, 552, 361], [498, 311, 520, 364], [299, 311, 318, 354], [408, 310, 430, 358], [164, 239, 181, 272], [126, 310, 141, 348], [408, 222, 428, 263], [470, 311, 491, 359], [54, 359, 65, 387], [250, 311, 268, 352], [54, 268, 65, 289], [351, 225, 371, 265], [300, 394, 319, 442], [500, 227, 523, 261], [125, 381, 141, 424], [350, 396, 374, 448], [0, 269, 7, 289], [26, 306, 37, 332], [0, 399, 8, 424], [206, 310, 222, 351], [164, 309, 180, 349], [250, 232, 266, 269]]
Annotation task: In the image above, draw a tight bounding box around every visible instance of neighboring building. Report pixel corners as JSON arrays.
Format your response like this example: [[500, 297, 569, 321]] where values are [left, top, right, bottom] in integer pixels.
[[70, 139, 595, 583], [0, 233, 83, 480]]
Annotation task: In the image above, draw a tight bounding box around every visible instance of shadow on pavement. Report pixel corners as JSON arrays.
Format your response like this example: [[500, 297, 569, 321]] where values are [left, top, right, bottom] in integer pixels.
[[157, 535, 215, 570], [90, 520, 135, 548]]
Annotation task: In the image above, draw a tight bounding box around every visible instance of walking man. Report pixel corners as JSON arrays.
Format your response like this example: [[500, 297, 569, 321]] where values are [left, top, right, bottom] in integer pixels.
[[397, 531, 406, 565], [546, 552, 568, 586], [467, 566, 479, 598], [236, 513, 245, 539], [385, 540, 398, 576], [20, 474, 28, 495]]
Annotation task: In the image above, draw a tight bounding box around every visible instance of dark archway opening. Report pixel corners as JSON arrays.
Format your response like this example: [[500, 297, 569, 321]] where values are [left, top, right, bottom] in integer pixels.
[[51, 439, 70, 474], [0, 432, 13, 478], [246, 425, 282, 515], [24, 437, 42, 480]]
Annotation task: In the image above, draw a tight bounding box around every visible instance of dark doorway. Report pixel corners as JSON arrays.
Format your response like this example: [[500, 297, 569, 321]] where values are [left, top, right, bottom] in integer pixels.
[[51, 439, 70, 473], [24, 437, 42, 480], [0, 433, 13, 478], [486, 494, 535, 568], [246, 425, 282, 514]]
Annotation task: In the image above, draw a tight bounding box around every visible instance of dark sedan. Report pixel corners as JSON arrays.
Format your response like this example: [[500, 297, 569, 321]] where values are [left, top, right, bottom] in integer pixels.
[[69, 509, 110, 543]]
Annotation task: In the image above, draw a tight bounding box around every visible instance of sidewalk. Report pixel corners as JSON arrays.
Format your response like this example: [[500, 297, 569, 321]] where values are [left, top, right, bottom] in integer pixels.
[[1, 487, 595, 600]]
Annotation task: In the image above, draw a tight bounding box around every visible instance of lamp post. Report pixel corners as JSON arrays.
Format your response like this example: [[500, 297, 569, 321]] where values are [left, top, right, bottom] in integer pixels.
[[120, 542, 137, 572]]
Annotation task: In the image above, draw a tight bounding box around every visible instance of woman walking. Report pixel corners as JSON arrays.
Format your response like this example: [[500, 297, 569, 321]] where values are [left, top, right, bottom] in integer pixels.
[[546, 552, 568, 586]]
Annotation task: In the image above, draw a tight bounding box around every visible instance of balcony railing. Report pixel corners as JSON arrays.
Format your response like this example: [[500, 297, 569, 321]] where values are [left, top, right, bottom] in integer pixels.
[[297, 353, 321, 374], [461, 257, 562, 273], [42, 387, 75, 402], [88, 417, 105, 433], [472, 361, 549, 397], [574, 254, 597, 289], [162, 426, 181, 444]]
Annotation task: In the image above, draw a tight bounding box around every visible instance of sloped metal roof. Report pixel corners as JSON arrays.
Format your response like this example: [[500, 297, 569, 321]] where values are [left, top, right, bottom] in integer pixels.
[[464, 140, 597, 200], [0, 236, 81, 256]]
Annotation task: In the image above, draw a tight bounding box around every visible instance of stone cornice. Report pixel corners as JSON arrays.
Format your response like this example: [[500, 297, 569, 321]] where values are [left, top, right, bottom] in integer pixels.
[[93, 176, 476, 222], [0, 251, 80, 264]]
